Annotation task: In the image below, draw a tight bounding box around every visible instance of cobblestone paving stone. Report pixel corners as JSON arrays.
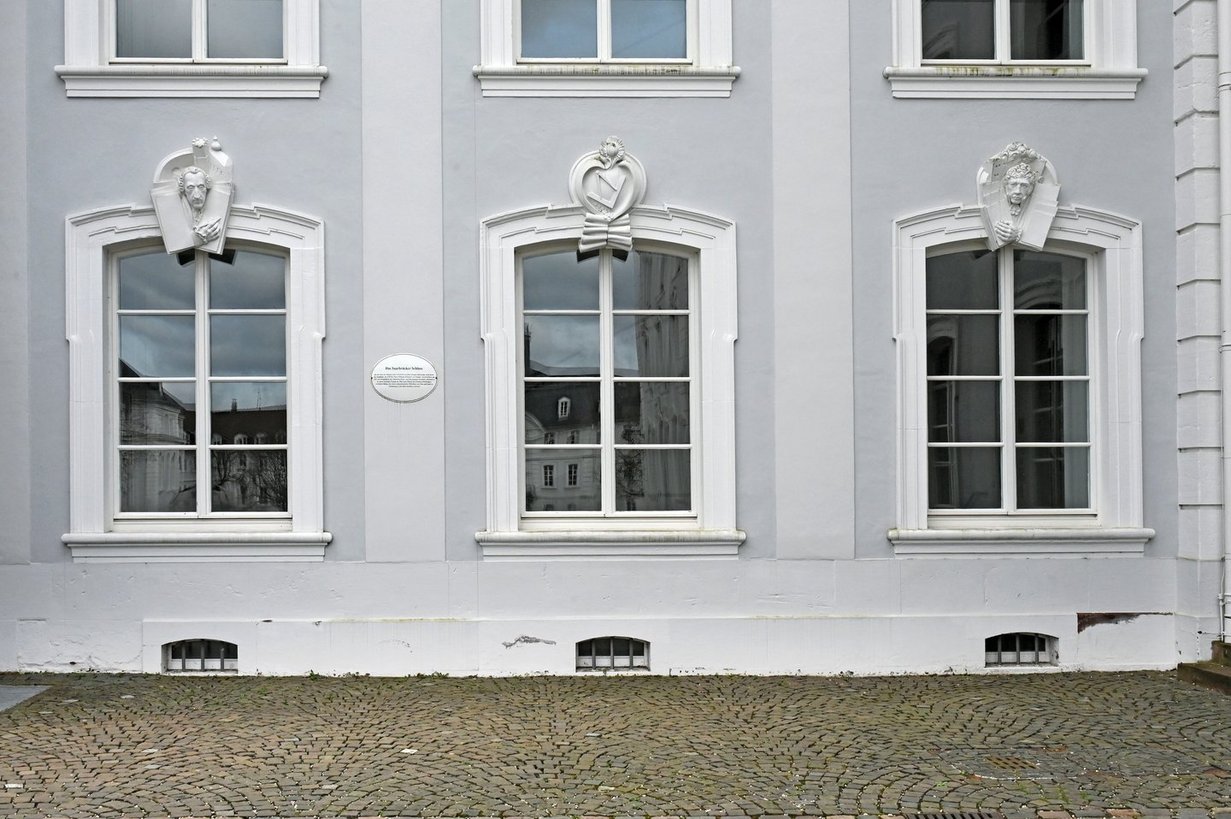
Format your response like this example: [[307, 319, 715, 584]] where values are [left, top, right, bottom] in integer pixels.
[[0, 671, 1230, 818]]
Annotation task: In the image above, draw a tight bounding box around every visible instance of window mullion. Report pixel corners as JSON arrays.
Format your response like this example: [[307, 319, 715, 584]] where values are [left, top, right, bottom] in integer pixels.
[[597, 0, 612, 60], [193, 0, 208, 61], [196, 252, 211, 515], [1001, 247, 1016, 513], [994, 0, 1011, 62], [599, 251, 616, 514]]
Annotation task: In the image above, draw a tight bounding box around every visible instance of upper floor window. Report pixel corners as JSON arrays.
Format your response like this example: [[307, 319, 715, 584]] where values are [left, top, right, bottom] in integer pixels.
[[475, 0, 738, 97], [57, 0, 327, 97], [886, 0, 1144, 99]]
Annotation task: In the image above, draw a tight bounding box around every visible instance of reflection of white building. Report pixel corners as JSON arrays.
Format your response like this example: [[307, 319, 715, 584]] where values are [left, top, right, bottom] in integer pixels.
[[3, 2, 1229, 676]]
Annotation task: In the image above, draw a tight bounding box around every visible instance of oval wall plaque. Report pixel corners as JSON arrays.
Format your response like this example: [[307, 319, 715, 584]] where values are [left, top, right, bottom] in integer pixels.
[[370, 354, 439, 403]]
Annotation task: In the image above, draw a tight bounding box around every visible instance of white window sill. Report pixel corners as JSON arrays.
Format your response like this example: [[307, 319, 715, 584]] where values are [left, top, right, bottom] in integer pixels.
[[883, 67, 1146, 99], [55, 65, 329, 98], [473, 64, 740, 97], [475, 529, 745, 558], [888, 527, 1155, 558], [62, 532, 332, 562]]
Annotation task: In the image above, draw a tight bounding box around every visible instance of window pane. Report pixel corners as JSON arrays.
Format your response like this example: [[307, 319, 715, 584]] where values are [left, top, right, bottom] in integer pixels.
[[1010, 0, 1083, 60], [210, 251, 285, 309], [927, 380, 999, 443], [523, 251, 599, 310], [615, 383, 689, 444], [928, 447, 1001, 509], [616, 449, 690, 511], [1015, 381, 1088, 442], [210, 316, 286, 376], [1013, 251, 1086, 309], [121, 382, 195, 445], [613, 251, 688, 310], [525, 449, 601, 511], [520, 0, 598, 58], [207, 0, 284, 58], [612, 0, 687, 58], [524, 316, 600, 375], [921, 0, 995, 60], [525, 382, 601, 443], [926, 316, 999, 376], [926, 250, 998, 309], [211, 383, 287, 444], [121, 450, 197, 512], [211, 450, 287, 511], [116, 0, 192, 58], [119, 252, 194, 310], [614, 315, 688, 377], [1016, 446, 1089, 508], [1015, 314, 1087, 376], [120, 316, 195, 377]]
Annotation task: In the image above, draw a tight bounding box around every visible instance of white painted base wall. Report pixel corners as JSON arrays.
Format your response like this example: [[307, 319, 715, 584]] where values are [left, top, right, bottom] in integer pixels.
[[0, 558, 1191, 676]]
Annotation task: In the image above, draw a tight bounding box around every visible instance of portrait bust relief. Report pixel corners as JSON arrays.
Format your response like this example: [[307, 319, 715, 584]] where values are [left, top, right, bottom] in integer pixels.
[[150, 138, 235, 255], [977, 142, 1059, 251]]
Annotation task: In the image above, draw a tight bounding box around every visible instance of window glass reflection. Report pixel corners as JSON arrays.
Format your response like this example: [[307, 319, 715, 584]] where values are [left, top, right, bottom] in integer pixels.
[[116, 0, 192, 58], [1015, 381, 1088, 442], [121, 450, 197, 512], [928, 446, 1001, 509], [1013, 251, 1086, 309], [614, 315, 688, 377], [1016, 446, 1088, 508], [611, 0, 686, 58], [523, 251, 599, 310], [926, 250, 998, 309], [612, 251, 688, 310], [524, 382, 601, 445], [211, 450, 287, 511], [211, 383, 287, 444], [207, 0, 284, 59], [614, 383, 689, 445], [927, 380, 999, 443], [525, 449, 601, 511], [521, 0, 598, 58], [524, 316, 600, 376], [1014, 314, 1087, 376], [121, 382, 196, 445], [210, 251, 285, 309], [615, 449, 690, 511], [119, 252, 194, 310], [1010, 0, 1082, 60], [921, 0, 995, 60], [925, 316, 999, 376], [120, 316, 195, 377], [210, 316, 286, 376]]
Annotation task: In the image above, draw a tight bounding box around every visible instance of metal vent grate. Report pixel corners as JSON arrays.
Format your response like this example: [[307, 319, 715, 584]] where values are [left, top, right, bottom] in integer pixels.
[[909, 812, 1003, 819], [576, 636, 649, 671], [163, 639, 238, 673]]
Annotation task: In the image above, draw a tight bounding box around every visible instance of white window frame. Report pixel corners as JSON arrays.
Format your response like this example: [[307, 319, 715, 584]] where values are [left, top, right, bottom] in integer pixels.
[[474, 0, 738, 97], [885, 0, 1145, 99], [57, 0, 327, 98], [890, 203, 1153, 557], [64, 203, 329, 562], [478, 203, 742, 557]]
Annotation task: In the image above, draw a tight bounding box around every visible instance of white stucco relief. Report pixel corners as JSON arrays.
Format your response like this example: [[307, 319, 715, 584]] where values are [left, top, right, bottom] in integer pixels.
[[569, 136, 647, 254], [150, 138, 234, 255], [977, 142, 1059, 251]]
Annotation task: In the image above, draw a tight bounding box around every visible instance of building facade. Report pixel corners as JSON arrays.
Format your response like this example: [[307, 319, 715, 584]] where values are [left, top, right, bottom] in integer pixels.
[[0, 0, 1220, 675]]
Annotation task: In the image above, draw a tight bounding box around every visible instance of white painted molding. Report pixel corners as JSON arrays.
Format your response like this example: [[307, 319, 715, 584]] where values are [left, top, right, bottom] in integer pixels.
[[475, 0, 737, 97], [64, 533, 330, 563], [892, 203, 1147, 554], [477, 202, 740, 557], [889, 527, 1154, 557], [886, 1, 1143, 99], [58, 0, 326, 98], [65, 202, 329, 563], [476, 530, 745, 559]]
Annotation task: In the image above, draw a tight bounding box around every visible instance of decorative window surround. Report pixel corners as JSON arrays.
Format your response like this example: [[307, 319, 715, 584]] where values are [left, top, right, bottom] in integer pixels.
[[474, 0, 738, 97], [891, 203, 1153, 557], [57, 0, 327, 98], [885, 2, 1144, 99], [64, 203, 329, 562], [477, 203, 742, 558]]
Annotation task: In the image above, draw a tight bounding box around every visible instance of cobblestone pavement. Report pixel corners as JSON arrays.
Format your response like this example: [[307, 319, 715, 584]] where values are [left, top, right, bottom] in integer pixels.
[[1, 671, 1231, 818]]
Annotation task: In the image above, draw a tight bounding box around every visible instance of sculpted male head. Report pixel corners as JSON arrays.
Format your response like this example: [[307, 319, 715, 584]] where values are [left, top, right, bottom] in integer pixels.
[[1003, 163, 1037, 207], [178, 167, 211, 212]]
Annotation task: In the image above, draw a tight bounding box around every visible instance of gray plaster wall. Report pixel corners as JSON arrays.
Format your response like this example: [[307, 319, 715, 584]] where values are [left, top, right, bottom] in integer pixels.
[[18, 0, 368, 566], [848, 1, 1180, 560]]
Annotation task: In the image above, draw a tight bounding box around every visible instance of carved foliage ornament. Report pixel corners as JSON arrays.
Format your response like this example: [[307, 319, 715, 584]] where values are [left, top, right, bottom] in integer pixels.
[[977, 141, 1060, 251], [568, 136, 647, 254], [151, 138, 235, 255]]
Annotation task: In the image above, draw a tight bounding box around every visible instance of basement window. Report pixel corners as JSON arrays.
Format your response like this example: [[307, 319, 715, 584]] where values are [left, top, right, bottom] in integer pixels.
[[576, 636, 650, 671], [163, 638, 239, 672], [985, 632, 1057, 666]]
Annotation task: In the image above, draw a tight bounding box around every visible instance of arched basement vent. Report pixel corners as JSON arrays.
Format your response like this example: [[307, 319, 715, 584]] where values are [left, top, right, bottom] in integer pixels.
[[163, 639, 239, 673], [985, 632, 1057, 667], [576, 636, 650, 671]]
